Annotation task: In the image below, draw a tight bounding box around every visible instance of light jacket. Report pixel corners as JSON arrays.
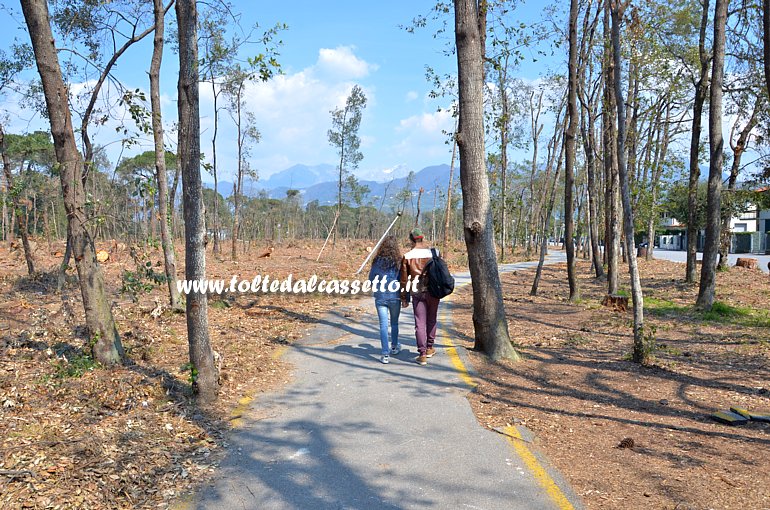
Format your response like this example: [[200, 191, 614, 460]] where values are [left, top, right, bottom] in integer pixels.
[[368, 256, 401, 302], [399, 246, 438, 298]]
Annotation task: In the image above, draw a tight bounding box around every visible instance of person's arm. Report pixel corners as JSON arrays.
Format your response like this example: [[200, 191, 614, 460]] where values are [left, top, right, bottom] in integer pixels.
[[368, 258, 378, 281], [399, 256, 409, 304]]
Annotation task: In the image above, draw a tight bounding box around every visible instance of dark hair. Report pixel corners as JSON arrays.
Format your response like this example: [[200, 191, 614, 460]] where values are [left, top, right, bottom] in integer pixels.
[[374, 235, 401, 268]]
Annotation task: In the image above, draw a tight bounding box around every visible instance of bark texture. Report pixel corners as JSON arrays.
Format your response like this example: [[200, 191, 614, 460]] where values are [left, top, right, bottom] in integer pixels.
[[602, 0, 620, 295], [21, 0, 123, 365], [686, 0, 711, 283], [565, 0, 580, 302], [150, 0, 181, 310], [696, 0, 729, 310], [176, 0, 219, 401], [611, 1, 646, 363], [454, 0, 519, 361]]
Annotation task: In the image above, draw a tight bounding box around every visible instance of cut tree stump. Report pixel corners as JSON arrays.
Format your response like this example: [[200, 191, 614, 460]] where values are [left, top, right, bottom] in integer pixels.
[[601, 294, 628, 312], [735, 257, 758, 270]]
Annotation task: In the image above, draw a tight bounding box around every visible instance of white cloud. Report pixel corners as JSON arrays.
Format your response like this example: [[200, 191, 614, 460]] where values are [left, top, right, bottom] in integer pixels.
[[391, 109, 455, 163], [397, 109, 454, 135], [200, 46, 379, 181], [405, 90, 418, 102], [316, 46, 377, 79]]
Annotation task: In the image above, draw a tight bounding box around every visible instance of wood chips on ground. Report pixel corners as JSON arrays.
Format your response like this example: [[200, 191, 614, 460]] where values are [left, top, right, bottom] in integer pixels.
[[452, 255, 770, 510], [0, 239, 379, 509]]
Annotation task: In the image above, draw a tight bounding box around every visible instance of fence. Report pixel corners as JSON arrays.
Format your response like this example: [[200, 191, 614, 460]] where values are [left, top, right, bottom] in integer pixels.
[[732, 232, 769, 254]]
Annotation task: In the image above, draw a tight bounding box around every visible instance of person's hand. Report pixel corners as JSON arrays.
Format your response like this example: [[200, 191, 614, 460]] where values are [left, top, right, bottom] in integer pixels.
[[401, 300, 408, 308]]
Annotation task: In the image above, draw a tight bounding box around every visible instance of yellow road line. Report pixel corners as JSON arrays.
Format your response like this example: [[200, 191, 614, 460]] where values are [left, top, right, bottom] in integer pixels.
[[441, 281, 477, 388], [443, 279, 575, 509], [444, 340, 477, 387], [503, 426, 575, 509]]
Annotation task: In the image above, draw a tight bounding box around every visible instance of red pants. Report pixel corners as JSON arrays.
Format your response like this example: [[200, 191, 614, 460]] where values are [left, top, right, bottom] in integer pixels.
[[411, 292, 439, 355]]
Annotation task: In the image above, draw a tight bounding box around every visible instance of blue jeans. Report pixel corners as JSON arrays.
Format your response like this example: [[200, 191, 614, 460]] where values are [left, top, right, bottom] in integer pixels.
[[374, 299, 401, 355]]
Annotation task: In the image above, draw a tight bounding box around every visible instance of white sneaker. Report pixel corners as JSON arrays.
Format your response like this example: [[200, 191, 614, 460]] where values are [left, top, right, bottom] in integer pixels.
[[380, 355, 390, 364], [390, 344, 402, 355]]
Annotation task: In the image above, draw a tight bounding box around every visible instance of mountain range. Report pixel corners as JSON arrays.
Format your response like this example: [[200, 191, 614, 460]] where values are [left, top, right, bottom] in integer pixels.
[[206, 163, 453, 207]]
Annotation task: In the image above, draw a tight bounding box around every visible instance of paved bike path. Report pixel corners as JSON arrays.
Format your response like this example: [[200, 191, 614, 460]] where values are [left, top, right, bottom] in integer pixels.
[[194, 254, 580, 509]]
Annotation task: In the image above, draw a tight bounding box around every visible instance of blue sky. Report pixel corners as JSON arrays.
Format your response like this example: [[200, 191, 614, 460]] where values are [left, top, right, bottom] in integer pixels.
[[0, 0, 561, 184]]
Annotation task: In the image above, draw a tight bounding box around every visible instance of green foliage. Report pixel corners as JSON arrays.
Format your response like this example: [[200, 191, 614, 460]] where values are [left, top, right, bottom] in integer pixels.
[[203, 187, 232, 226], [0, 43, 33, 94], [661, 181, 708, 229], [116, 150, 177, 201], [247, 22, 289, 82], [701, 301, 770, 327], [644, 297, 689, 316], [118, 89, 151, 137], [180, 362, 198, 385], [120, 248, 167, 302], [2, 131, 55, 169], [345, 174, 370, 207], [641, 324, 658, 362], [328, 85, 367, 208], [52, 350, 100, 379]]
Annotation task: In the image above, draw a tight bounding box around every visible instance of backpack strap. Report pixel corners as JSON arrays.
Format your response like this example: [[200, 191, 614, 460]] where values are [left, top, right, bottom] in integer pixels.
[[430, 247, 438, 260]]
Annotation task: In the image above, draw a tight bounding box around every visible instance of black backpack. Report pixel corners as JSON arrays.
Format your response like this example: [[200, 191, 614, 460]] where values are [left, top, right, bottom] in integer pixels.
[[425, 248, 455, 299]]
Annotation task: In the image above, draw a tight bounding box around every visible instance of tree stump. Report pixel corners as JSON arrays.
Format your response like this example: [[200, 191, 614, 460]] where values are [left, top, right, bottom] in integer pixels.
[[601, 294, 629, 312], [735, 257, 758, 270]]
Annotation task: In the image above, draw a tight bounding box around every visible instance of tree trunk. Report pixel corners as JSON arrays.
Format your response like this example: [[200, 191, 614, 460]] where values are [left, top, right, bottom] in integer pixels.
[[0, 128, 36, 275], [232, 84, 244, 261], [696, 0, 729, 311], [611, 1, 646, 363], [442, 124, 458, 253], [414, 187, 424, 228], [646, 100, 671, 262], [531, 139, 564, 296], [177, 0, 219, 402], [497, 61, 509, 262], [211, 76, 221, 256], [581, 102, 605, 278], [564, 0, 580, 302], [686, 0, 711, 283], [151, 0, 182, 310], [718, 101, 758, 270], [334, 108, 347, 249], [22, 0, 123, 364], [602, 0, 620, 295], [527, 90, 544, 259], [454, 0, 519, 362], [170, 162, 181, 238]]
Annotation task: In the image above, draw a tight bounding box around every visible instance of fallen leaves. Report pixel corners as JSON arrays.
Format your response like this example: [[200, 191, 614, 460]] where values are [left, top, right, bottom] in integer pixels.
[[0, 239, 355, 509]]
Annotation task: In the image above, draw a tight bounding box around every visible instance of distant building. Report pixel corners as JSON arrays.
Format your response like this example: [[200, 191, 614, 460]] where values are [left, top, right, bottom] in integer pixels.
[[658, 191, 769, 254]]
